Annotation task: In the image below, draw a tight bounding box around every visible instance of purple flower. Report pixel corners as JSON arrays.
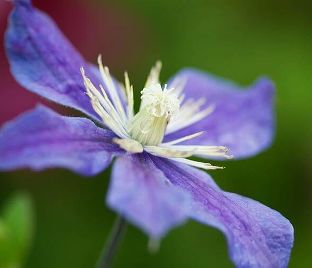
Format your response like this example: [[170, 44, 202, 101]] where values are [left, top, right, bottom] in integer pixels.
[[1, 0, 293, 267]]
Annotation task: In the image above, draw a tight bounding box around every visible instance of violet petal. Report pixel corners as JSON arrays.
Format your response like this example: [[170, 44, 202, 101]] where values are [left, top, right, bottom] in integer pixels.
[[165, 69, 275, 159], [0, 105, 122, 176], [5, 0, 110, 121], [107, 153, 190, 238], [152, 156, 293, 268]]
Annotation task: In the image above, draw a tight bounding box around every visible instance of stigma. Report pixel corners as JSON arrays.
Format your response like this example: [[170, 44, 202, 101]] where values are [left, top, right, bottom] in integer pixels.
[[81, 56, 233, 170]]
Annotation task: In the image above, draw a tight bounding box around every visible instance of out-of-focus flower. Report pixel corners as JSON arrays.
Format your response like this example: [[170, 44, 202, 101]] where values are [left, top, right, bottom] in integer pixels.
[[0, 0, 293, 267]]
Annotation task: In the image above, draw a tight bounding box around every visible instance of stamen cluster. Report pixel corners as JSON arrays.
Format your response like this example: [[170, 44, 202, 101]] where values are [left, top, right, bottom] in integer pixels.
[[81, 56, 232, 170]]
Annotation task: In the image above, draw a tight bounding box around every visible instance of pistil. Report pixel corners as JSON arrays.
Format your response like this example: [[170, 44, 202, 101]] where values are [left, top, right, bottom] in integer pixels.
[[128, 83, 180, 146]]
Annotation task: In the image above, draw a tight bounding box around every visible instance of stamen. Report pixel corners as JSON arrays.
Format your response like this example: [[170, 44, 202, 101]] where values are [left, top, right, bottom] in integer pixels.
[[183, 105, 215, 129], [98, 55, 127, 123], [166, 99, 215, 134], [145, 144, 232, 160], [145, 61, 162, 88], [162, 131, 205, 145], [162, 145, 233, 159], [81, 67, 129, 138], [99, 84, 127, 128], [168, 76, 187, 98], [113, 138, 144, 153], [144, 146, 194, 158], [170, 158, 225, 170], [124, 72, 134, 119], [166, 98, 213, 134], [93, 102, 127, 138]]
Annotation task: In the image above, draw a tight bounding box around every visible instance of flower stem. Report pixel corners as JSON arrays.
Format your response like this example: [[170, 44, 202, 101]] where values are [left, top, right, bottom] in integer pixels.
[[96, 216, 127, 268]]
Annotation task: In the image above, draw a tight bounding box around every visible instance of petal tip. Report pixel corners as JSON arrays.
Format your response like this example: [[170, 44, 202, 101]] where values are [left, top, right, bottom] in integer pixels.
[[253, 77, 276, 96]]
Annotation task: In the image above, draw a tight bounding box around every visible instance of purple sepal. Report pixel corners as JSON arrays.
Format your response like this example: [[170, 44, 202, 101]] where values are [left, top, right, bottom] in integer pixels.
[[107, 153, 190, 238], [0, 105, 122, 176], [6, 0, 100, 120], [152, 156, 294, 268], [165, 69, 275, 159]]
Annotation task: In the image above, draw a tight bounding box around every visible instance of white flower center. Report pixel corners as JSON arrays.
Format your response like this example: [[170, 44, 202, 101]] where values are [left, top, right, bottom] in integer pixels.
[[128, 83, 180, 146], [81, 56, 233, 170], [140, 84, 180, 117]]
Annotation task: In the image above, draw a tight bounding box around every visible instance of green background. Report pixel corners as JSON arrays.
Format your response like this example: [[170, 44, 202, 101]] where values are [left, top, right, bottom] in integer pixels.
[[1, 0, 312, 267]]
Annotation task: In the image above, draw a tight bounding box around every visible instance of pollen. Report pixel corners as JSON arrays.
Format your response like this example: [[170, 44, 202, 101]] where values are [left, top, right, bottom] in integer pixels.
[[81, 57, 232, 170]]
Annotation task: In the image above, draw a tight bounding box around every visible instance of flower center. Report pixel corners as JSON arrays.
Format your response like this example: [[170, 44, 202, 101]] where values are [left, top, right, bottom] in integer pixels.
[[128, 84, 180, 146], [81, 57, 233, 170]]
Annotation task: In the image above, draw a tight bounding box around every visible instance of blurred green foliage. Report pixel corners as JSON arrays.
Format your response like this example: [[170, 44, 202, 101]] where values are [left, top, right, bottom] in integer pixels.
[[0, 193, 34, 268], [0, 0, 311, 267]]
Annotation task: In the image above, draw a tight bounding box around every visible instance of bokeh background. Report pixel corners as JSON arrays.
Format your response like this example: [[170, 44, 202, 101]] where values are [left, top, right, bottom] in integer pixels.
[[0, 0, 311, 267]]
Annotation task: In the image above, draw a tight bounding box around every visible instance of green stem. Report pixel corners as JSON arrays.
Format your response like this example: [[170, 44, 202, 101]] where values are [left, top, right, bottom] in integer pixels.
[[96, 216, 127, 268]]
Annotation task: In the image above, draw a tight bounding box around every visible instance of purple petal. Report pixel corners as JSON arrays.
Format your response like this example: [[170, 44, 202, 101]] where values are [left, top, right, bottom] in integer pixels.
[[166, 69, 275, 159], [107, 153, 190, 238], [152, 156, 294, 268], [0, 105, 122, 176], [5, 0, 100, 120]]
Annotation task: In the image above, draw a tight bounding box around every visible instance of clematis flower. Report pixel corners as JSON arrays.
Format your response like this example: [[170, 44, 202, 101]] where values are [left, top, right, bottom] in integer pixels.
[[0, 0, 294, 267]]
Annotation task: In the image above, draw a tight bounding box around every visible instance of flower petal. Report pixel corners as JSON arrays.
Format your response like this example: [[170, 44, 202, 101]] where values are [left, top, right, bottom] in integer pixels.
[[107, 153, 190, 238], [166, 69, 275, 159], [0, 105, 122, 176], [5, 0, 100, 120], [152, 156, 294, 268]]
